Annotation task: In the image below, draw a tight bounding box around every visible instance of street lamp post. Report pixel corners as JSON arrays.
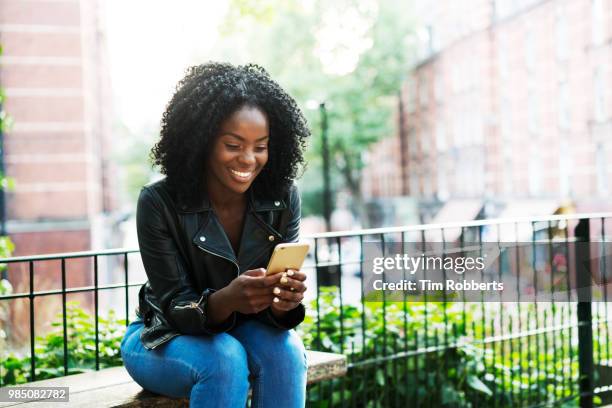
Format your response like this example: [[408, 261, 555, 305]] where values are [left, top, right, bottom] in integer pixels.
[[319, 102, 332, 232], [307, 99, 339, 286], [317, 102, 340, 286]]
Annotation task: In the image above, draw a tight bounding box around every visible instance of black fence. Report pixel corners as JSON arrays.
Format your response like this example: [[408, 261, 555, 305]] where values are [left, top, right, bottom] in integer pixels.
[[1, 213, 611, 407]]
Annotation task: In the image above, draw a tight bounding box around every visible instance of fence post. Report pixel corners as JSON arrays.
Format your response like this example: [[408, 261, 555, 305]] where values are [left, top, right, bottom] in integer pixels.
[[575, 218, 593, 408]]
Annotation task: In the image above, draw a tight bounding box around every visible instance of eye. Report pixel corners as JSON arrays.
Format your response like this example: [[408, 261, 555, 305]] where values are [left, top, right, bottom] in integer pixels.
[[224, 143, 240, 150], [255, 145, 268, 152]]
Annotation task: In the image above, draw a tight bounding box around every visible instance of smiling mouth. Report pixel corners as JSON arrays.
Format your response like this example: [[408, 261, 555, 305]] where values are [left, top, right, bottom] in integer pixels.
[[229, 168, 254, 181]]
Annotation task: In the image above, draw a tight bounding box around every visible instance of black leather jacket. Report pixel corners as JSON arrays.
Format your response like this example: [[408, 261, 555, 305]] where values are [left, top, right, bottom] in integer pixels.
[[135, 178, 305, 349]]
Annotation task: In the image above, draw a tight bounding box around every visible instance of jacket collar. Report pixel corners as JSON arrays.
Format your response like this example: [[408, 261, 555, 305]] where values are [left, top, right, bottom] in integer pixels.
[[189, 187, 286, 268], [177, 185, 287, 213]]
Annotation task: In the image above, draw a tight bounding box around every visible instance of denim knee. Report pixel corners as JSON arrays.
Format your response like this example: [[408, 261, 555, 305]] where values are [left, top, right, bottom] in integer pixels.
[[255, 330, 307, 375], [195, 334, 250, 384], [280, 331, 308, 374]]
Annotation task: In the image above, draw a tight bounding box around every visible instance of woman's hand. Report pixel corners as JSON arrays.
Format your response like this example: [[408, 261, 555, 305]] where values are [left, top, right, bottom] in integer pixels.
[[219, 268, 282, 314], [270, 269, 307, 314]]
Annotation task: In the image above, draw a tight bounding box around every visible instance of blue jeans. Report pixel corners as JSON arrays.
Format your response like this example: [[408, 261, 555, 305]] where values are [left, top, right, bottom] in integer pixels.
[[120, 318, 307, 407]]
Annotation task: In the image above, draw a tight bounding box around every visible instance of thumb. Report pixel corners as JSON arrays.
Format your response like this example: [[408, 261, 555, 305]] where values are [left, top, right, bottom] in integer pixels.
[[243, 268, 266, 277]]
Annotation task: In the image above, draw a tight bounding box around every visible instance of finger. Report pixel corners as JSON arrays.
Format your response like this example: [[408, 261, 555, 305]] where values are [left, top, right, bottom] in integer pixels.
[[285, 269, 307, 282], [243, 268, 266, 277], [272, 287, 304, 303], [262, 272, 284, 287], [279, 277, 307, 293], [242, 271, 273, 288]]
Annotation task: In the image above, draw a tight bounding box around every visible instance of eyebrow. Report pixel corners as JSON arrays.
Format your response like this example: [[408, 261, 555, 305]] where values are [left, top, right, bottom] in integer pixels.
[[221, 132, 269, 142]]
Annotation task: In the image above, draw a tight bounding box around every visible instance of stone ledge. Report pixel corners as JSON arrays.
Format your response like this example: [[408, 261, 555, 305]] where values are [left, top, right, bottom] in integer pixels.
[[0, 351, 347, 408]]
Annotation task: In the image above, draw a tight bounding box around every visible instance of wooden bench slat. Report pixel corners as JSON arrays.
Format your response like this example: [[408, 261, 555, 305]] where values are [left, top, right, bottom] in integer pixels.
[[0, 351, 347, 408]]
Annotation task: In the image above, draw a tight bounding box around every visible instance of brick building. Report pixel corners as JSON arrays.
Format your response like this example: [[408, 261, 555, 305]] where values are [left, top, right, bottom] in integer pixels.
[[0, 0, 118, 346], [0, 0, 116, 254], [362, 0, 612, 223]]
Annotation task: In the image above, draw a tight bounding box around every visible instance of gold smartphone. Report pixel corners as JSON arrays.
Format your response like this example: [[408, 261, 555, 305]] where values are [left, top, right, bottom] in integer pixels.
[[266, 242, 310, 275]]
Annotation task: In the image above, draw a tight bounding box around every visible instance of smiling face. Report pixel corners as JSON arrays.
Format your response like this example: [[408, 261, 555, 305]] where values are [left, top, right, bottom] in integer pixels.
[[206, 105, 270, 198]]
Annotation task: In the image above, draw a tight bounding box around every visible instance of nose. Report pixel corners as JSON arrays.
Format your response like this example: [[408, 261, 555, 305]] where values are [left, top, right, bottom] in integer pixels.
[[238, 149, 256, 166]]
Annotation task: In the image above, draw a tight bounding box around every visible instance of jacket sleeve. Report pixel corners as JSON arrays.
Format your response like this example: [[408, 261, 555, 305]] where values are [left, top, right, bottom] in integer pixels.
[[137, 187, 235, 335], [256, 185, 306, 329]]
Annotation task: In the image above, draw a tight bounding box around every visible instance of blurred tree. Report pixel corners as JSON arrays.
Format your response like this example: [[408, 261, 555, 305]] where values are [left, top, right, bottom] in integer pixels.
[[215, 0, 415, 224], [112, 123, 158, 205]]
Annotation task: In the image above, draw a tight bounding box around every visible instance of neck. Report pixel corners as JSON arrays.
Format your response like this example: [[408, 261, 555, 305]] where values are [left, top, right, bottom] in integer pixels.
[[206, 184, 248, 210]]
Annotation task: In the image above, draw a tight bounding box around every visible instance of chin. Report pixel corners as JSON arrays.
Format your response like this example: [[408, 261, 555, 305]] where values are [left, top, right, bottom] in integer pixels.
[[231, 184, 251, 194], [225, 179, 253, 195]]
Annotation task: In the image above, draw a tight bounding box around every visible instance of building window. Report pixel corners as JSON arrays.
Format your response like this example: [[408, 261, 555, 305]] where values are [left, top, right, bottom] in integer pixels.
[[555, 3, 569, 61], [594, 68, 606, 122], [559, 140, 572, 197], [408, 128, 418, 158], [596, 143, 608, 196], [498, 34, 509, 80], [423, 166, 433, 198], [503, 155, 513, 195], [433, 68, 443, 103], [435, 123, 446, 152], [500, 97, 512, 136], [528, 147, 541, 195], [419, 74, 429, 108], [409, 167, 420, 196], [468, 58, 478, 91], [437, 155, 448, 200], [406, 76, 417, 113], [594, 68, 607, 121], [524, 25, 536, 73], [473, 150, 486, 195], [470, 114, 484, 145], [454, 157, 465, 195], [527, 89, 540, 135], [558, 81, 570, 130], [592, 0, 605, 46], [421, 128, 431, 157], [453, 115, 466, 147]]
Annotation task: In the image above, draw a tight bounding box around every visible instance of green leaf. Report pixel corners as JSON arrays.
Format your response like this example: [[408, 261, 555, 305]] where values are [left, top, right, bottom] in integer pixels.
[[376, 369, 385, 386], [467, 375, 492, 396]]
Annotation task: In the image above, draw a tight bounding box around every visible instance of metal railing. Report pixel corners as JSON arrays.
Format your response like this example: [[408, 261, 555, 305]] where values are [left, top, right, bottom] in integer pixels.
[[1, 213, 611, 407], [302, 212, 612, 407]]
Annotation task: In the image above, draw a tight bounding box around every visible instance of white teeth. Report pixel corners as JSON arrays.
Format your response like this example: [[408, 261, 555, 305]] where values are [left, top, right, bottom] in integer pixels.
[[230, 169, 252, 178]]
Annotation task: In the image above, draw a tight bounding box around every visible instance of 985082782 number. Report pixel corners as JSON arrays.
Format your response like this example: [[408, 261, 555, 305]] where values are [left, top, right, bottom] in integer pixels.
[[0, 386, 69, 402]]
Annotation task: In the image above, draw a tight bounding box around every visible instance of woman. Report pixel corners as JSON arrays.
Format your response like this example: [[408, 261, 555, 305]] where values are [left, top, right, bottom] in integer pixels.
[[120, 62, 311, 407]]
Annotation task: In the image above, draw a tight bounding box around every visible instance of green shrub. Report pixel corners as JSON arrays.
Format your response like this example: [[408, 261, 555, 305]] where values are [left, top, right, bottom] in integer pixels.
[[1, 301, 126, 385], [298, 287, 584, 407]]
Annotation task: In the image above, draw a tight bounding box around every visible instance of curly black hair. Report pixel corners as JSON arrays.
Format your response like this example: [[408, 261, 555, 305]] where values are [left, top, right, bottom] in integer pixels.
[[151, 62, 310, 206]]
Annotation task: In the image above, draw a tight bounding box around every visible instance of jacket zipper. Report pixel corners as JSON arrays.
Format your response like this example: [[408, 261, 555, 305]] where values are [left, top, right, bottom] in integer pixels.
[[196, 245, 240, 277], [172, 294, 205, 315]]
